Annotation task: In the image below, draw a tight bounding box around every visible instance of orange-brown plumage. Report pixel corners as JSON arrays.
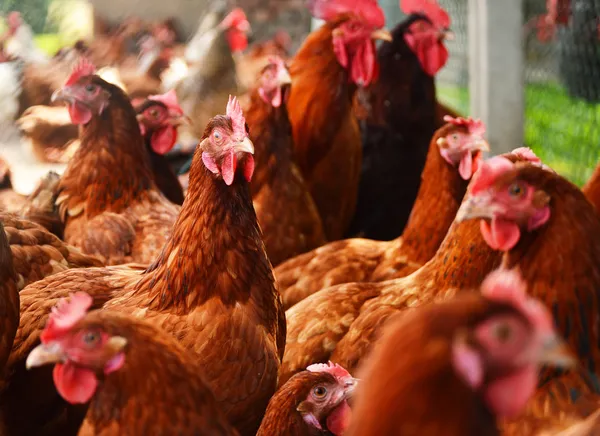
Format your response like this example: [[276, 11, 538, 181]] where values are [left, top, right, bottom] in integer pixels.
[[348, 285, 574, 436], [279, 152, 536, 384], [3, 213, 103, 291], [0, 220, 19, 385], [286, 15, 364, 241], [245, 61, 326, 266], [54, 74, 179, 265], [27, 307, 238, 436], [583, 161, 600, 212], [1, 102, 285, 436], [275, 120, 488, 309]]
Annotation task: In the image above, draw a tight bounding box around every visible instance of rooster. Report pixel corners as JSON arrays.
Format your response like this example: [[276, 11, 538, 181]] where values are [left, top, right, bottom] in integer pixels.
[[347, 0, 453, 241], [275, 117, 489, 309], [26, 293, 238, 435], [1, 97, 285, 436], [348, 269, 576, 436], [246, 57, 326, 266], [286, 0, 392, 241], [50, 59, 180, 265]]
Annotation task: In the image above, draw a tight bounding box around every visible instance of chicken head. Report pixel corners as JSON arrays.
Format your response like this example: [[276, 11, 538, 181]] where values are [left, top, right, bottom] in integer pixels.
[[51, 58, 111, 125], [199, 95, 255, 185], [455, 156, 552, 251], [435, 116, 490, 180], [452, 268, 575, 418], [135, 90, 188, 155], [26, 292, 128, 404], [258, 56, 292, 108], [299, 362, 357, 435]]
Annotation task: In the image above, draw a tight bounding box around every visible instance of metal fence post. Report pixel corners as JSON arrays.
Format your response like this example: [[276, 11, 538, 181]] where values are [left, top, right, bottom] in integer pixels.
[[468, 0, 525, 154]]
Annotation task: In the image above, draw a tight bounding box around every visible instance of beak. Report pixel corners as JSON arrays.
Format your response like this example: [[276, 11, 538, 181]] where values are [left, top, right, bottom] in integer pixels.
[[51, 87, 75, 104], [168, 113, 191, 126], [343, 377, 359, 399], [106, 336, 127, 354], [236, 136, 254, 154], [534, 334, 577, 369], [455, 193, 494, 223], [473, 138, 490, 153], [371, 28, 393, 42], [276, 67, 292, 87], [442, 29, 455, 41], [26, 342, 66, 369]]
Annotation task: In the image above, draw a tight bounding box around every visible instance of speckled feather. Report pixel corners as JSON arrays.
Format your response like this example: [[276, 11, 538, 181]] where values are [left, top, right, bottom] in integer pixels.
[[287, 16, 362, 241], [56, 76, 180, 265], [275, 123, 475, 310], [68, 311, 239, 435], [245, 85, 326, 266], [3, 213, 103, 291]]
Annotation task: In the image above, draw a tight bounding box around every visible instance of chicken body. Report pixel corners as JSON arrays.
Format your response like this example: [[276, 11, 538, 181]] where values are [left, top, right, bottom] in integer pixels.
[[287, 17, 365, 241], [0, 221, 19, 387], [54, 76, 180, 265], [2, 109, 285, 436], [275, 121, 486, 309], [583, 160, 600, 212]]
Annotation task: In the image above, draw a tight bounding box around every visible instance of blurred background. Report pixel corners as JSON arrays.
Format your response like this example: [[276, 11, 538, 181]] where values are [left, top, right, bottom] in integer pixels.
[[1, 0, 598, 185]]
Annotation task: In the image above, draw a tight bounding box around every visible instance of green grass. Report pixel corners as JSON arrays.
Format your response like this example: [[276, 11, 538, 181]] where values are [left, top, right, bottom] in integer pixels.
[[34, 33, 62, 56], [437, 83, 600, 186]]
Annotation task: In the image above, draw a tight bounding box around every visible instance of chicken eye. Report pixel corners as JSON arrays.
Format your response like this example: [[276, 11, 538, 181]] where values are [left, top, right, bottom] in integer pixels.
[[213, 131, 222, 140], [85, 84, 97, 93], [313, 386, 327, 398], [149, 108, 160, 118], [508, 182, 525, 198], [493, 322, 512, 343], [82, 330, 101, 346]]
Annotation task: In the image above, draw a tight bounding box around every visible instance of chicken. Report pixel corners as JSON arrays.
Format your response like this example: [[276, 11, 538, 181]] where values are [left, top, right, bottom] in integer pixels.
[[246, 57, 326, 266], [346, 0, 453, 241], [165, 4, 249, 152], [25, 292, 239, 435], [454, 156, 600, 432], [257, 362, 356, 436], [134, 90, 187, 205], [348, 269, 576, 436], [0, 220, 19, 383], [287, 0, 392, 241], [17, 105, 79, 163], [1, 97, 285, 436], [0, 156, 24, 213], [51, 59, 180, 265], [18, 171, 64, 237], [235, 30, 291, 92], [279, 149, 544, 384], [3, 213, 103, 291], [583, 161, 600, 212], [275, 116, 490, 309], [2, 12, 48, 64]]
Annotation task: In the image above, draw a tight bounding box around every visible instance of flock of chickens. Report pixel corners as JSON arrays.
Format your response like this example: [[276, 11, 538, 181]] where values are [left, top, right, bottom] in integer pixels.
[[0, 0, 599, 434]]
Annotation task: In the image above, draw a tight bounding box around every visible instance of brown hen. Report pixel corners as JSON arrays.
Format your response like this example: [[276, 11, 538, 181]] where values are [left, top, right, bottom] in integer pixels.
[[287, 0, 391, 241], [246, 57, 326, 266], [52, 60, 180, 265], [1, 97, 285, 436], [275, 117, 489, 309], [26, 293, 238, 436]]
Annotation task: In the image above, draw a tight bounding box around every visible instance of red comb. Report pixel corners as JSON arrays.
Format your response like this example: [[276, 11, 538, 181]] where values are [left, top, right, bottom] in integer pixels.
[[469, 156, 515, 195], [308, 0, 386, 29], [226, 95, 246, 138], [65, 57, 96, 86], [148, 90, 183, 114], [307, 361, 352, 380], [443, 115, 486, 137], [482, 269, 554, 334], [510, 147, 541, 164], [401, 0, 451, 28], [220, 8, 248, 29], [40, 292, 93, 343]]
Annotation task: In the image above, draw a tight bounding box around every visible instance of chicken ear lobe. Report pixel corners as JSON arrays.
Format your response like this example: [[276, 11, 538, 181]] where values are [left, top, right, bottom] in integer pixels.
[[297, 401, 323, 430]]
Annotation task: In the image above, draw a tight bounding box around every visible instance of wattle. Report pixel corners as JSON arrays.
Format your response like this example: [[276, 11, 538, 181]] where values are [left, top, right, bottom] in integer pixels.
[[484, 364, 538, 418], [150, 126, 177, 155], [68, 102, 93, 125], [349, 40, 377, 86], [326, 400, 352, 435], [480, 218, 522, 251], [53, 362, 98, 404]]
